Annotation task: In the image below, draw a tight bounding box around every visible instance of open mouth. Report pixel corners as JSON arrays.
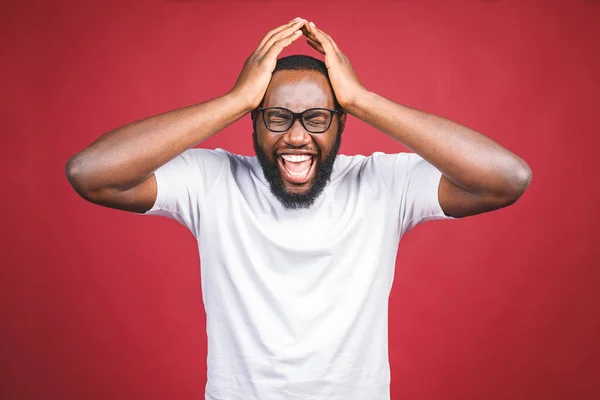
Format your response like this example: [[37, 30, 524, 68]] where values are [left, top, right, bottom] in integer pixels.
[[277, 153, 318, 186]]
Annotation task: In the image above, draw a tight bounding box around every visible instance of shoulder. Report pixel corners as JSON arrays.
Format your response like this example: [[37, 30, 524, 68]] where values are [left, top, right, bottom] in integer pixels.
[[332, 152, 419, 179], [179, 148, 270, 185], [367, 152, 421, 168], [177, 147, 259, 175], [181, 147, 231, 167]]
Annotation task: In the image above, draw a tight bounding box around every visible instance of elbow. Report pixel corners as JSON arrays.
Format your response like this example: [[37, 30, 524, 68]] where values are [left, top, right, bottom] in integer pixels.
[[65, 154, 96, 201], [500, 160, 532, 206], [65, 155, 81, 189]]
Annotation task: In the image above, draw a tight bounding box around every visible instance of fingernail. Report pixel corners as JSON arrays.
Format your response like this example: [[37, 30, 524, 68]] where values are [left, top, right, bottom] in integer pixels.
[[309, 21, 315, 27]]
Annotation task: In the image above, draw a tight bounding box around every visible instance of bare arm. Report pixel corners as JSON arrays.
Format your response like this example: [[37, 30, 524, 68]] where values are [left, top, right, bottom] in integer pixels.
[[347, 93, 532, 217], [303, 22, 531, 218], [65, 94, 248, 212], [66, 18, 308, 213]]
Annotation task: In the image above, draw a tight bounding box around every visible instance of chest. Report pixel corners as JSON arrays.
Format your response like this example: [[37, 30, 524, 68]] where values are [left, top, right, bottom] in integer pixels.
[[203, 177, 398, 258]]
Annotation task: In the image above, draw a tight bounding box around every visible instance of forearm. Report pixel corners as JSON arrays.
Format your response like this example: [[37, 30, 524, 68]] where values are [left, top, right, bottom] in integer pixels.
[[348, 90, 531, 197], [66, 92, 249, 193]]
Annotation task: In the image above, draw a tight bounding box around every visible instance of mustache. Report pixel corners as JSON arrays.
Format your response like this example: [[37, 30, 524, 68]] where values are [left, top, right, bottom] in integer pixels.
[[275, 144, 319, 153]]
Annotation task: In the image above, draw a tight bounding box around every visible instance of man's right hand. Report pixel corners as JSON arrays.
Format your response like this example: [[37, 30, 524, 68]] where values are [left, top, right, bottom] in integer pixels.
[[230, 18, 307, 111]]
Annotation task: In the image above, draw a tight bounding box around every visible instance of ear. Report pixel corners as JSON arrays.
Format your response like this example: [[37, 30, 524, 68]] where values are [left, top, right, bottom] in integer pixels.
[[251, 109, 258, 131], [338, 111, 347, 133]]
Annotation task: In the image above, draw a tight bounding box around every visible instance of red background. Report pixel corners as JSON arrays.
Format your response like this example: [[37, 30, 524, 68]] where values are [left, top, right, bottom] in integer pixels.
[[2, 1, 599, 399]]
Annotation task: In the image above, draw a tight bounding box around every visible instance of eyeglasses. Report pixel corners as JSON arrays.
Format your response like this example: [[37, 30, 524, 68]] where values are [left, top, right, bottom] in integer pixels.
[[257, 107, 340, 134]]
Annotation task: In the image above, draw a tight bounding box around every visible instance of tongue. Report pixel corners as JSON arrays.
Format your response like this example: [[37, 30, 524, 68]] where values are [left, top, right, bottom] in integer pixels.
[[285, 159, 311, 173]]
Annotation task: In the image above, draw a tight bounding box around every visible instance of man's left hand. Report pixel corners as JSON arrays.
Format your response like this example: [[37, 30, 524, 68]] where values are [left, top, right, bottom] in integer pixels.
[[302, 22, 366, 111]]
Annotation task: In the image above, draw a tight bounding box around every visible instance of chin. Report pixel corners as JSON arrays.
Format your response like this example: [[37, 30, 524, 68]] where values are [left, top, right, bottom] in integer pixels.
[[252, 129, 342, 210], [282, 180, 313, 194]]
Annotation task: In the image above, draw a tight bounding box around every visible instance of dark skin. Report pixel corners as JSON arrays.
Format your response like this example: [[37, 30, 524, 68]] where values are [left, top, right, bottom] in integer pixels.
[[256, 69, 345, 194], [66, 18, 531, 217]]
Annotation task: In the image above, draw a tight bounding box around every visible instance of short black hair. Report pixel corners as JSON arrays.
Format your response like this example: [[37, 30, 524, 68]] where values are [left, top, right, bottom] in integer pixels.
[[274, 54, 328, 76]]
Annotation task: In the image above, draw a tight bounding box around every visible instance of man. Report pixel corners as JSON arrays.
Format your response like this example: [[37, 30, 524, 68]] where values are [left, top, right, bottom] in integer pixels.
[[66, 18, 531, 400]]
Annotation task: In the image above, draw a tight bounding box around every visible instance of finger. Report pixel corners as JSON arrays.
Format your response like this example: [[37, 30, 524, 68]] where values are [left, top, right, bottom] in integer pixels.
[[303, 21, 320, 43], [308, 22, 338, 55], [262, 30, 304, 61], [302, 23, 326, 54], [257, 22, 293, 51], [257, 19, 306, 54], [255, 17, 302, 52], [258, 20, 306, 57], [256, 18, 302, 52], [306, 37, 325, 55], [321, 29, 343, 54], [300, 24, 316, 41]]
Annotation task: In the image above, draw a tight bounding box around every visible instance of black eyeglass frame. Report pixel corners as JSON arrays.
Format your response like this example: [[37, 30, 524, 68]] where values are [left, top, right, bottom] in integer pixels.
[[256, 107, 341, 134]]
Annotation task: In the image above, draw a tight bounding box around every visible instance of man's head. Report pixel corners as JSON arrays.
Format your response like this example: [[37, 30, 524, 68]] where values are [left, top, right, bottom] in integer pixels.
[[252, 55, 346, 210]]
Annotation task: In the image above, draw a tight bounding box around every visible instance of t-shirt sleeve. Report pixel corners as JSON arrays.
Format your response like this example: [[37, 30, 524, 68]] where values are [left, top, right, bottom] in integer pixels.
[[367, 152, 454, 237], [140, 148, 227, 237]]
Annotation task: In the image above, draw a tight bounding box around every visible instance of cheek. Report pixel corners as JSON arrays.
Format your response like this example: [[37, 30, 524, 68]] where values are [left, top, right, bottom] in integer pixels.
[[316, 127, 339, 160], [257, 130, 280, 159]]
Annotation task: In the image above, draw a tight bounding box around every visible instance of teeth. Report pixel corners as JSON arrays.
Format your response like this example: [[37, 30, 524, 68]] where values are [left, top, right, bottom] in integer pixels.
[[280, 154, 313, 179], [287, 168, 310, 177], [281, 154, 312, 162]]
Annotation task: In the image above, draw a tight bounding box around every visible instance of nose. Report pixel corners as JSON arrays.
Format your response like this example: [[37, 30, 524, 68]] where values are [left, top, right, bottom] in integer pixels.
[[283, 119, 312, 147]]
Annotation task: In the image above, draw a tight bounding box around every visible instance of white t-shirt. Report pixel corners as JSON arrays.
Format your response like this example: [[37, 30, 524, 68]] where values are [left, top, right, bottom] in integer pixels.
[[144, 148, 453, 400]]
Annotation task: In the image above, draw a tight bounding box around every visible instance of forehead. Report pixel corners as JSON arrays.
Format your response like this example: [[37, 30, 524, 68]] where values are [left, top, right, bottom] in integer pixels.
[[262, 70, 335, 112]]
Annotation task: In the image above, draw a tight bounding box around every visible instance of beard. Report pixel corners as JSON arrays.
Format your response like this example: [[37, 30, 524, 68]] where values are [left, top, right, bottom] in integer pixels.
[[252, 129, 342, 210]]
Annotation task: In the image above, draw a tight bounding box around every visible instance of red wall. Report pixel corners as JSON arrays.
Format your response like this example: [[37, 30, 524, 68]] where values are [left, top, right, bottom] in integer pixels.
[[2, 1, 599, 399]]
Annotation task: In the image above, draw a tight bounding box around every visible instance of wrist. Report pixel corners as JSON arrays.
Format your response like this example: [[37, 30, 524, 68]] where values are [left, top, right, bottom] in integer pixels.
[[342, 88, 372, 115], [225, 89, 257, 115]]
